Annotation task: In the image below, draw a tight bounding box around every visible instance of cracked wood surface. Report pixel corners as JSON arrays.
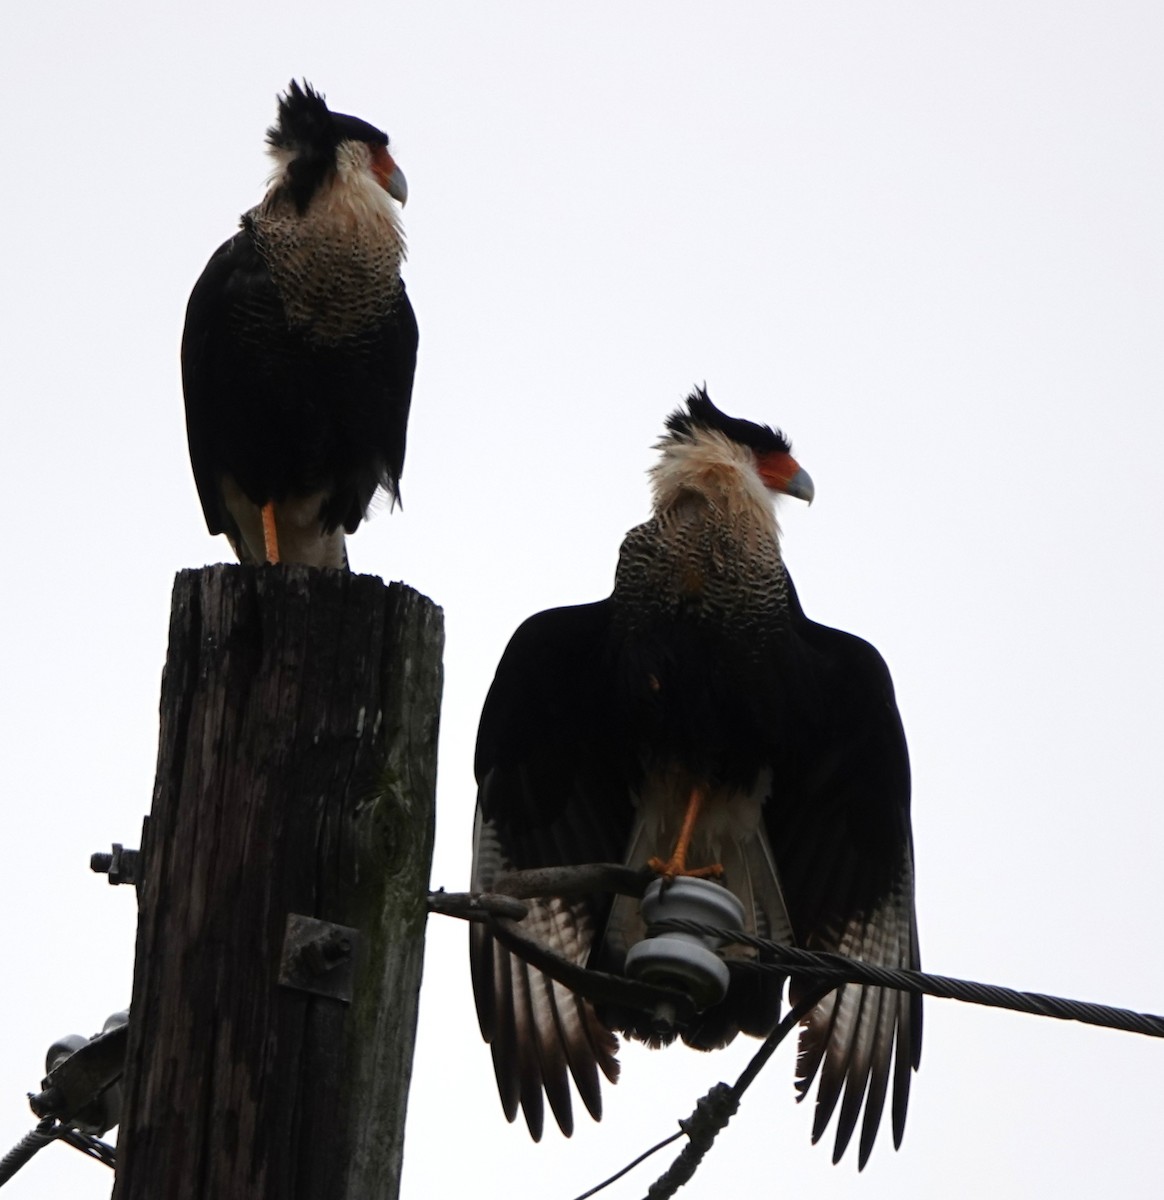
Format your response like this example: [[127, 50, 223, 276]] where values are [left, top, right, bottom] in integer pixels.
[[113, 565, 442, 1200]]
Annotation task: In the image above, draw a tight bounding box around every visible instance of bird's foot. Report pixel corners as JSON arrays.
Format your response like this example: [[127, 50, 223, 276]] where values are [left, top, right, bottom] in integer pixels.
[[261, 502, 281, 564], [647, 855, 724, 882], [646, 782, 723, 881]]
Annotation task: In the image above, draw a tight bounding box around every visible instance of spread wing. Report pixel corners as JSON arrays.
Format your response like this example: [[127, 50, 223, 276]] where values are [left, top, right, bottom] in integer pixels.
[[768, 580, 921, 1168], [471, 601, 634, 1138]]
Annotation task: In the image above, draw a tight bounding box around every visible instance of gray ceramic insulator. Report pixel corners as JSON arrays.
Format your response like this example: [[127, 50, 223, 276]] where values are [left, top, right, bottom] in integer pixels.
[[624, 876, 746, 1011]]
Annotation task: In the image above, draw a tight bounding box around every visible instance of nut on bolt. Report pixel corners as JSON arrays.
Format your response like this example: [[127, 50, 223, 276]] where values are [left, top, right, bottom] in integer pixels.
[[298, 929, 353, 976], [90, 843, 140, 886]]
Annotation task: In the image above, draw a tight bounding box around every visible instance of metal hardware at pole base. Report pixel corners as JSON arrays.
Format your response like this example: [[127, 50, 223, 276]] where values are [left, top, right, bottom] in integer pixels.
[[29, 1011, 129, 1136]]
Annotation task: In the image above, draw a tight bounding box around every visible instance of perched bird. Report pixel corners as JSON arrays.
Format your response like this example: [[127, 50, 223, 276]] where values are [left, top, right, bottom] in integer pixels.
[[471, 389, 921, 1167], [182, 81, 417, 568]]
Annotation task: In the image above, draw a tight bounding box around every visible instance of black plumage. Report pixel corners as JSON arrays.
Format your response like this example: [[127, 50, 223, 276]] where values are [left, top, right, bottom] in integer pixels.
[[182, 81, 417, 567], [471, 389, 921, 1166]]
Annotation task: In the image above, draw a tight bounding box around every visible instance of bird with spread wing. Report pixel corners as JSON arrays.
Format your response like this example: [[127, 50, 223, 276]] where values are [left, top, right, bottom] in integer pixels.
[[471, 389, 921, 1167]]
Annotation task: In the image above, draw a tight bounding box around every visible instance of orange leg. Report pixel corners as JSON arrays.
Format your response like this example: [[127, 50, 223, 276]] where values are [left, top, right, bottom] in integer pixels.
[[648, 784, 725, 880], [261, 502, 280, 564]]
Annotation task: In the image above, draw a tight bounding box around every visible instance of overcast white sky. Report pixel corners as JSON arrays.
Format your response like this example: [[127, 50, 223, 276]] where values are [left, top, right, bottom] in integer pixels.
[[2, 3, 1162, 1197]]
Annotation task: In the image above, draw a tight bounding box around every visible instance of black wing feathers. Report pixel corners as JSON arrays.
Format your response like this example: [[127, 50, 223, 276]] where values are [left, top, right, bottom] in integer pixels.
[[181, 225, 417, 537], [182, 232, 257, 537], [472, 602, 631, 1137], [471, 580, 919, 1164], [771, 581, 920, 1167]]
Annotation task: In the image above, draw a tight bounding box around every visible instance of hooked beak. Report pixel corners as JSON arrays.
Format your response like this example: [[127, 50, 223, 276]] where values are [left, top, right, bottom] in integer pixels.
[[385, 160, 408, 205], [757, 451, 815, 505], [372, 145, 408, 205]]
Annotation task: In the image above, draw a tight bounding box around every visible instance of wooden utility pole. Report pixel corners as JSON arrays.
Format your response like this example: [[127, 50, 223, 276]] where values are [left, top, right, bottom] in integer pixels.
[[112, 565, 443, 1200]]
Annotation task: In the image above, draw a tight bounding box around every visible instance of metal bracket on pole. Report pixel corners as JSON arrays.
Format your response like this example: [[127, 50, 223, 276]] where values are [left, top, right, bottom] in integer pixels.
[[28, 1012, 129, 1135], [278, 914, 360, 1003]]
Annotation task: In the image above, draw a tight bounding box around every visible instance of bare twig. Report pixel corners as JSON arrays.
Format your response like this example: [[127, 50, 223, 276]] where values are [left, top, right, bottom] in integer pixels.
[[493, 863, 654, 901], [425, 890, 529, 922]]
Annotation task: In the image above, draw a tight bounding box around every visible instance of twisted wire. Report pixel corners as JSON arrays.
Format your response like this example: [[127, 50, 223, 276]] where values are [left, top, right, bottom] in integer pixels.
[[0, 1121, 58, 1187], [0, 1118, 115, 1188], [650, 918, 1164, 1038], [566, 922, 1163, 1199]]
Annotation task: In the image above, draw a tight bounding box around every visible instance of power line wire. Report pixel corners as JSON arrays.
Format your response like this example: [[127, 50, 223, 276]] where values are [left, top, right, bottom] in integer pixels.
[[651, 918, 1164, 1039], [0, 1118, 115, 1188], [554, 916, 1164, 1200]]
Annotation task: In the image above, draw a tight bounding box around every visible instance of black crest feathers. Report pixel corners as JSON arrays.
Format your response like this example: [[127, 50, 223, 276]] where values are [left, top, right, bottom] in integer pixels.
[[265, 80, 391, 214], [266, 81, 337, 213], [665, 386, 791, 455], [267, 81, 333, 153]]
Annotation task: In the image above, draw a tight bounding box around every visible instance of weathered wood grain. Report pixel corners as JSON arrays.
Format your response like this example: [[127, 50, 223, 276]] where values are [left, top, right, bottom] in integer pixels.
[[113, 565, 442, 1200]]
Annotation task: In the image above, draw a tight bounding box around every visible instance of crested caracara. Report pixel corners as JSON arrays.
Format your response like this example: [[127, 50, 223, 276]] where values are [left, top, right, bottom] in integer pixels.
[[471, 388, 920, 1167], [182, 80, 417, 568]]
